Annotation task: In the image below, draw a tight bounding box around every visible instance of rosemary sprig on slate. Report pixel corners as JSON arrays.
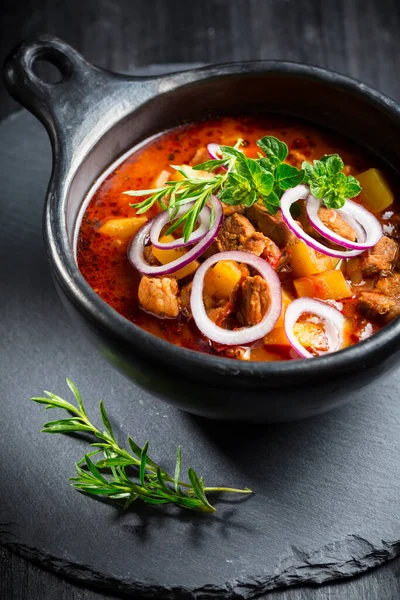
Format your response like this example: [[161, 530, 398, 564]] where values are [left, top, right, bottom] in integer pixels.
[[31, 379, 251, 513]]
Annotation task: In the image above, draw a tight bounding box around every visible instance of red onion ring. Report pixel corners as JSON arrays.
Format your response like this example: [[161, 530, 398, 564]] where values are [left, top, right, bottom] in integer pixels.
[[280, 185, 366, 258], [150, 202, 211, 249], [306, 195, 382, 250], [128, 196, 223, 276], [284, 297, 345, 358], [190, 251, 282, 345], [207, 143, 223, 160], [207, 143, 228, 171]]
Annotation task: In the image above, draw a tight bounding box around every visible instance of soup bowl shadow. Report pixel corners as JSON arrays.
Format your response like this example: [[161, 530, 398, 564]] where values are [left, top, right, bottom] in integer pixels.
[[3, 35, 400, 422]]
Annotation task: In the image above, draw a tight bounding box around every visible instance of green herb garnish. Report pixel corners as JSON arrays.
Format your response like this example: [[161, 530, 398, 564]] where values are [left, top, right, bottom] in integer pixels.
[[125, 136, 361, 241], [124, 140, 243, 243], [302, 154, 362, 209], [217, 137, 304, 213], [31, 379, 251, 513]]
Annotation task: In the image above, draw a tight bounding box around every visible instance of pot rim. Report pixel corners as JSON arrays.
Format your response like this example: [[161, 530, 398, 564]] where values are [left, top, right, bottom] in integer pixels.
[[45, 58, 400, 383]]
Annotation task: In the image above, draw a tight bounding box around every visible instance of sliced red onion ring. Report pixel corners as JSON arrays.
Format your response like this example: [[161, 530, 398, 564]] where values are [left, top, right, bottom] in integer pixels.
[[190, 251, 282, 345], [207, 143, 223, 160], [280, 185, 367, 258], [128, 195, 223, 276], [284, 297, 345, 359], [150, 203, 211, 249], [207, 143, 228, 171], [306, 195, 382, 250]]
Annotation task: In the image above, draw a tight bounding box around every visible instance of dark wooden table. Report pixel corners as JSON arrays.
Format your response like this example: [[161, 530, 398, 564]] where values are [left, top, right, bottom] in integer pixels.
[[1, 1, 400, 598]]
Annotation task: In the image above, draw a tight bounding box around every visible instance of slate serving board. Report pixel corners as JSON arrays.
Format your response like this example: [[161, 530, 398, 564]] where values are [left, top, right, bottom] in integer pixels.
[[1, 107, 400, 600]]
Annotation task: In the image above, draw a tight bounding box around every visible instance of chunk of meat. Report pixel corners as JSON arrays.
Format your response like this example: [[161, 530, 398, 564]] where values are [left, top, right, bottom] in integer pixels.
[[180, 282, 192, 317], [143, 246, 161, 266], [296, 202, 356, 249], [239, 275, 270, 326], [201, 241, 219, 260], [246, 204, 297, 248], [222, 347, 250, 360], [361, 236, 398, 277], [296, 200, 318, 238], [357, 292, 400, 324], [222, 204, 245, 217], [262, 237, 289, 270], [318, 207, 356, 242], [207, 301, 235, 326], [138, 276, 180, 318], [216, 213, 267, 256], [375, 273, 400, 297]]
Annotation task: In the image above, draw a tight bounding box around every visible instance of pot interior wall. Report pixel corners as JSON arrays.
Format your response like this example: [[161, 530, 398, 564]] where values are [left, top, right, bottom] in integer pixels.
[[66, 70, 400, 246]]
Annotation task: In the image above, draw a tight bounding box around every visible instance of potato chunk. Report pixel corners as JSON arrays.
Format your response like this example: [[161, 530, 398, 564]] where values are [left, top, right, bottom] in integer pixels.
[[99, 216, 147, 239], [152, 235, 200, 280], [204, 260, 243, 300], [294, 270, 352, 301], [264, 322, 329, 353], [275, 288, 295, 328], [357, 168, 394, 212], [290, 241, 339, 278]]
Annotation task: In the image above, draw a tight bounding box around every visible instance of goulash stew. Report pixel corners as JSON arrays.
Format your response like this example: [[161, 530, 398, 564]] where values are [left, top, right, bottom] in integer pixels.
[[77, 117, 400, 361]]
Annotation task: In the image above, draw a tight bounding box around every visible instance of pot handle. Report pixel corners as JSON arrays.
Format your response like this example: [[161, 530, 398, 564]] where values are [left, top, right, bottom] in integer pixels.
[[2, 35, 158, 149]]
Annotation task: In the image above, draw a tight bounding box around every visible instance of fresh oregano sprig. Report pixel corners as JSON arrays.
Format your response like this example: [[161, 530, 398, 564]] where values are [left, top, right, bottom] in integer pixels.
[[218, 136, 304, 213], [124, 134, 362, 241], [31, 379, 251, 513], [302, 154, 362, 209]]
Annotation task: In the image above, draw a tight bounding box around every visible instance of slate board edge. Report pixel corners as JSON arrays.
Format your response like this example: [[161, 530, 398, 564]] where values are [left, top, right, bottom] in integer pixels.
[[2, 532, 400, 599]]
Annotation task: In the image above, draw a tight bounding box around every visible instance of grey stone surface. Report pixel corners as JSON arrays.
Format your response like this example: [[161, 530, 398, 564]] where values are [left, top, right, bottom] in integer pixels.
[[1, 110, 400, 599]]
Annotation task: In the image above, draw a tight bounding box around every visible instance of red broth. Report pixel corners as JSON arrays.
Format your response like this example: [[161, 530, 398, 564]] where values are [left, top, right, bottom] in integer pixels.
[[77, 116, 399, 361]]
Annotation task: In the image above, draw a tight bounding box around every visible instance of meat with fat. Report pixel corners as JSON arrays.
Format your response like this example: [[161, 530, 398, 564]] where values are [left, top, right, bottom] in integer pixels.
[[375, 273, 400, 297], [317, 207, 356, 241], [357, 291, 400, 324], [361, 236, 399, 278], [138, 276, 180, 318]]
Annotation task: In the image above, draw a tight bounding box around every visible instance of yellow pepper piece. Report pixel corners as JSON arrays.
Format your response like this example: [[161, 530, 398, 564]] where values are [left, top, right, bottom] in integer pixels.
[[294, 270, 352, 301], [204, 260, 243, 300], [99, 216, 148, 240], [357, 168, 394, 213], [152, 235, 200, 280], [290, 240, 339, 278]]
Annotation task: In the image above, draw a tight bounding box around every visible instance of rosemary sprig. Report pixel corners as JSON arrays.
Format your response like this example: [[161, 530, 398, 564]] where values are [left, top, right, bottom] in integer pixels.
[[124, 139, 244, 243], [31, 379, 251, 513]]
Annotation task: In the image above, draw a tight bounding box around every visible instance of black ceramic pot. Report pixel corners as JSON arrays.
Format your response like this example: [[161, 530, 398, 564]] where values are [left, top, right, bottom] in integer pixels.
[[3, 35, 400, 422]]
